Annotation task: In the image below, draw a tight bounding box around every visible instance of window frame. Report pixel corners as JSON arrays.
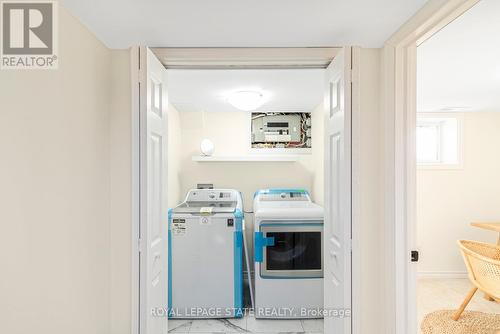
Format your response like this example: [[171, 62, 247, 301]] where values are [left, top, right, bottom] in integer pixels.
[[416, 112, 464, 170], [416, 120, 442, 164]]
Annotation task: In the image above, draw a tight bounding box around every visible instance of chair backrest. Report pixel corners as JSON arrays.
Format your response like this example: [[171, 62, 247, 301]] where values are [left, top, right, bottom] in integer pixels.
[[458, 240, 500, 299]]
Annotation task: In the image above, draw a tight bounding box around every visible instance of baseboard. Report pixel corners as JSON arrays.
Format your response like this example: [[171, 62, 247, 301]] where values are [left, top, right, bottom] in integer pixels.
[[418, 271, 468, 279]]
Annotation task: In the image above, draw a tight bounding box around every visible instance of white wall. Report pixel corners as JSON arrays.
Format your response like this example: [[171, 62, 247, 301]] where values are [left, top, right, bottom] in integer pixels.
[[0, 6, 113, 334], [417, 112, 500, 275]]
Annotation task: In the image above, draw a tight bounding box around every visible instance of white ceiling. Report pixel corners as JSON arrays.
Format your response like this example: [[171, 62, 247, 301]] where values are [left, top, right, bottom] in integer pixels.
[[417, 0, 500, 112], [60, 0, 427, 49], [167, 69, 324, 113]]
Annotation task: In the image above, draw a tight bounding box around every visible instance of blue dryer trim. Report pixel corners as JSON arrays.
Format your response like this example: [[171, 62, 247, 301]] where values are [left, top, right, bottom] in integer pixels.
[[253, 188, 310, 198], [254, 232, 275, 263], [233, 209, 244, 317], [167, 208, 173, 314]]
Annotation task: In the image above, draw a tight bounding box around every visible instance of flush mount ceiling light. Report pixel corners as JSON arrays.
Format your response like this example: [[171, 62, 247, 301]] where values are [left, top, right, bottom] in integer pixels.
[[226, 90, 266, 111]]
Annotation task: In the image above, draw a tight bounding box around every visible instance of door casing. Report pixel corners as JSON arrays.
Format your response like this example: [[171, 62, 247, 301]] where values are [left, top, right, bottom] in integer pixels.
[[381, 0, 480, 333], [129, 2, 485, 333], [130, 46, 363, 334]]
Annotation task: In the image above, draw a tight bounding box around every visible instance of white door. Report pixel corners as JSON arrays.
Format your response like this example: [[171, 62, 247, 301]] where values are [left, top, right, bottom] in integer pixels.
[[139, 47, 169, 334], [323, 47, 352, 334]]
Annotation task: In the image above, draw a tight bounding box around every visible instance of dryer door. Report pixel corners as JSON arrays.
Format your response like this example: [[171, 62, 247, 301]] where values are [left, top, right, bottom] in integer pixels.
[[260, 223, 323, 278]]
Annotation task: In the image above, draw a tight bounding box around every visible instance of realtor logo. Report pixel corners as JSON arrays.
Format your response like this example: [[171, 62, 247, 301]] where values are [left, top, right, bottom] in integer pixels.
[[1, 1, 58, 69]]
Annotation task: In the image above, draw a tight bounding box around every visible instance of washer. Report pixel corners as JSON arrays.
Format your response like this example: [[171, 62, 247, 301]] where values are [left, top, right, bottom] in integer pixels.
[[168, 189, 244, 318], [253, 188, 324, 319]]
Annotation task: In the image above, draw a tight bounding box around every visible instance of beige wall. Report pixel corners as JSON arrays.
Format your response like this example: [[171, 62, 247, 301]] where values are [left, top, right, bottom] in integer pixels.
[[311, 103, 325, 206], [167, 104, 183, 207], [0, 7, 133, 334], [109, 50, 132, 334], [0, 6, 112, 334], [355, 48, 383, 333], [417, 112, 500, 275]]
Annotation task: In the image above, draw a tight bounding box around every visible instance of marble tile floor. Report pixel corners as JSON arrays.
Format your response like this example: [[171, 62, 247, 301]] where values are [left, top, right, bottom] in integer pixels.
[[168, 278, 499, 333], [168, 316, 323, 334]]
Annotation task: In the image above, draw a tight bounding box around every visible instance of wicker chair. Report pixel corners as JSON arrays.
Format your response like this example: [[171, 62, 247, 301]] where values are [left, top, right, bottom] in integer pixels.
[[452, 240, 500, 321]]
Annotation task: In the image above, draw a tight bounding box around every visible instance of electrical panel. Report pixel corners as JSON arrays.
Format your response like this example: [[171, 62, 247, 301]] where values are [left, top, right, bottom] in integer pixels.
[[251, 112, 312, 149]]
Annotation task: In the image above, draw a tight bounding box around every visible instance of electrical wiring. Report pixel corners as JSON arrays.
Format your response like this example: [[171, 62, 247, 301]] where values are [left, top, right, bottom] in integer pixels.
[[251, 112, 311, 148]]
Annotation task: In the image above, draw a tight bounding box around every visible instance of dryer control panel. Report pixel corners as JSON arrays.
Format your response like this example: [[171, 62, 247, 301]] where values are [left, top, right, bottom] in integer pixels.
[[258, 190, 310, 202]]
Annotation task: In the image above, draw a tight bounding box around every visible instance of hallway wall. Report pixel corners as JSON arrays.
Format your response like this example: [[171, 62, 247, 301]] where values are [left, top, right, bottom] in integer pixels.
[[109, 49, 132, 334], [0, 6, 113, 334], [356, 48, 384, 334]]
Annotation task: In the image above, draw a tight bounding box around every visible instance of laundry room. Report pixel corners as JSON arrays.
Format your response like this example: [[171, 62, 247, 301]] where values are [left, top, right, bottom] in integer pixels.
[[160, 48, 329, 332]]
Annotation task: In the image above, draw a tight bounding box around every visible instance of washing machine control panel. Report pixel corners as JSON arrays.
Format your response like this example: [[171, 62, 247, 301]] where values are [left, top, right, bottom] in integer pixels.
[[186, 189, 239, 203]]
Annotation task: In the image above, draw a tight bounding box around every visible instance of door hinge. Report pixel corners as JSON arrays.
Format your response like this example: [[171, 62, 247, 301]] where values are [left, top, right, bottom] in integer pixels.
[[137, 48, 144, 84], [411, 250, 419, 262], [138, 238, 143, 253], [138, 47, 141, 70]]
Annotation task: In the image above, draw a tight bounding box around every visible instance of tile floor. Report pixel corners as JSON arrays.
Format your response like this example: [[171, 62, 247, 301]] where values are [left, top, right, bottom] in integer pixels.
[[168, 278, 500, 333], [168, 316, 323, 333], [417, 278, 500, 330]]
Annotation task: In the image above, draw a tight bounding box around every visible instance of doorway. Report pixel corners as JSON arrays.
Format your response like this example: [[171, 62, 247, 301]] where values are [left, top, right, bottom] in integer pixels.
[[383, 0, 499, 333], [415, 0, 500, 330], [131, 47, 357, 334]]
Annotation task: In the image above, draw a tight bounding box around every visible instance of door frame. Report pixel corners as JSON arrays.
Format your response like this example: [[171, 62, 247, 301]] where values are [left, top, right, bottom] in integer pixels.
[[131, 45, 171, 334], [381, 0, 479, 333], [131, 46, 140, 334], [130, 46, 363, 334]]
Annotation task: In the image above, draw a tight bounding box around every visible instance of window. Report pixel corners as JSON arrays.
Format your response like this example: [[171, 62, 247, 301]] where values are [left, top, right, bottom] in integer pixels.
[[416, 114, 462, 167]]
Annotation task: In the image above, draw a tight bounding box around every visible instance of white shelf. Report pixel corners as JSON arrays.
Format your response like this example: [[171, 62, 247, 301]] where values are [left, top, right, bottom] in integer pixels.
[[192, 155, 299, 162]]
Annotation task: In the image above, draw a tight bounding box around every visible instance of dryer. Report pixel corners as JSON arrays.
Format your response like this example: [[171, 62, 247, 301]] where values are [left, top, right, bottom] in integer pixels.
[[168, 189, 244, 318], [253, 188, 324, 319]]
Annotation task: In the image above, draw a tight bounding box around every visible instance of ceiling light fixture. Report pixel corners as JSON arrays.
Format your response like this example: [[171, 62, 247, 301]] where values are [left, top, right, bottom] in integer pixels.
[[226, 90, 266, 111]]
